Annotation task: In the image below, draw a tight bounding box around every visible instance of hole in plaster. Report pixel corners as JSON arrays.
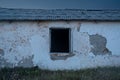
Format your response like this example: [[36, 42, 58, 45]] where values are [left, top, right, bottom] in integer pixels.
[[89, 34, 111, 55]]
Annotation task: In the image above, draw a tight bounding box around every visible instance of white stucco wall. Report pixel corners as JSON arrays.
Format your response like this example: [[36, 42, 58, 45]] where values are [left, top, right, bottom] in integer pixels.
[[0, 21, 120, 70]]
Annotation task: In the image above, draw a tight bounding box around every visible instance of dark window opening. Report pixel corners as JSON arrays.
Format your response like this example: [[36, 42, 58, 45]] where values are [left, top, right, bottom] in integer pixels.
[[50, 28, 70, 53]]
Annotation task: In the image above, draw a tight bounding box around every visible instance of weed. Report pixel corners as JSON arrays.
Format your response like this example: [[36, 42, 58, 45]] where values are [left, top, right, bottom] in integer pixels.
[[0, 66, 120, 80]]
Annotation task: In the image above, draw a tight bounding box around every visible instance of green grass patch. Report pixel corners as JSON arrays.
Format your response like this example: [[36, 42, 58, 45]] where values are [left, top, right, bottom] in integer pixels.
[[0, 66, 120, 80]]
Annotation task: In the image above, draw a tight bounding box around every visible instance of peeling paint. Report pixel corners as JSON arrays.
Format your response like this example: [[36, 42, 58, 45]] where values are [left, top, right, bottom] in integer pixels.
[[17, 55, 34, 67], [0, 57, 14, 68], [89, 34, 111, 55]]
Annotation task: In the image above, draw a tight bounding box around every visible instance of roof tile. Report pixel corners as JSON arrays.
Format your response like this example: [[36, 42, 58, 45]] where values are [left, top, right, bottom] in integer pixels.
[[0, 8, 120, 21]]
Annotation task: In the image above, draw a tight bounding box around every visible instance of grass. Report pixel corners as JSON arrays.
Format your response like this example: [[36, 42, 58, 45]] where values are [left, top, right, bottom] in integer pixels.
[[0, 66, 120, 80]]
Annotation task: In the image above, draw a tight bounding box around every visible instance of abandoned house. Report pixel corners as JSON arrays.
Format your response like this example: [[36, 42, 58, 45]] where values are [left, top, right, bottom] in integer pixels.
[[0, 8, 120, 70]]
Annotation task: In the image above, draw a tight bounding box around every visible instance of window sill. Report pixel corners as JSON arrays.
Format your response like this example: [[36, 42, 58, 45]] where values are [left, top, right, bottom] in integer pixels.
[[50, 53, 75, 60]]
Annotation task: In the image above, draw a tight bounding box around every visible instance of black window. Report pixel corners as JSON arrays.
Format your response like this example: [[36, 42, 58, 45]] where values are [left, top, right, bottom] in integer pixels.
[[50, 28, 71, 53]]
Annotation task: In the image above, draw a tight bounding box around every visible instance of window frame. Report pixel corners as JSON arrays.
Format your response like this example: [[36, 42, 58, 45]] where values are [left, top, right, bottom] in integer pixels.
[[49, 28, 72, 54]]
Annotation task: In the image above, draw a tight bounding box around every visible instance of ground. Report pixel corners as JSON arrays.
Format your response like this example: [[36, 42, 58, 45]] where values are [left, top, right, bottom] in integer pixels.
[[0, 66, 120, 80]]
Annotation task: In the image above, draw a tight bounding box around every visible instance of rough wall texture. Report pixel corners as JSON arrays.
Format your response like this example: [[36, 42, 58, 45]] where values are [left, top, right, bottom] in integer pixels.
[[0, 21, 120, 70], [89, 34, 111, 55]]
